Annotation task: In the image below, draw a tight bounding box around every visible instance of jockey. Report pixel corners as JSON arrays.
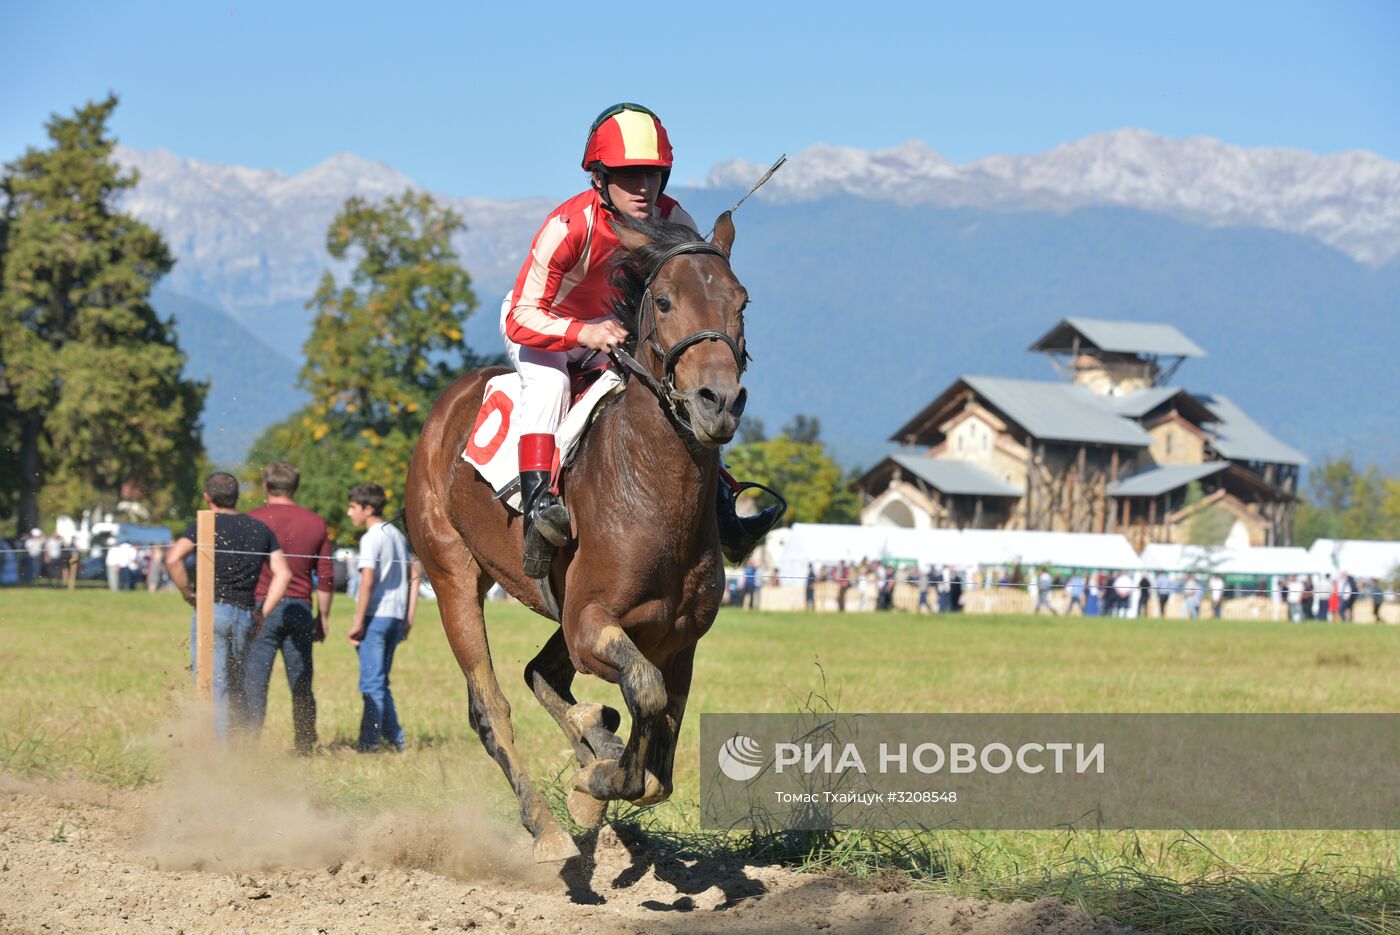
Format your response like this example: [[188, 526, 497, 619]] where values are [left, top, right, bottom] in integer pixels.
[[501, 102, 780, 579]]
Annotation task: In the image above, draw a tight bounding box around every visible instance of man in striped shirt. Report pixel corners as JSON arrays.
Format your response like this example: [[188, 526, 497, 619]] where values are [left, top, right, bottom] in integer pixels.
[[501, 103, 779, 578]]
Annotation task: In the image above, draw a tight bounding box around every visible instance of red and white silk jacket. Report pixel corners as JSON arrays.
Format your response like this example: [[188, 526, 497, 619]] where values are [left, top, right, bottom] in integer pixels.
[[504, 188, 696, 352]]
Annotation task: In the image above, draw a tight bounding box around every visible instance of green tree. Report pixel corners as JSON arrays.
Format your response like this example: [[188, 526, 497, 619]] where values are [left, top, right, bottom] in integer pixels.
[[245, 191, 480, 534], [725, 433, 859, 526], [781, 414, 822, 444], [1289, 455, 1400, 547], [0, 96, 205, 533]]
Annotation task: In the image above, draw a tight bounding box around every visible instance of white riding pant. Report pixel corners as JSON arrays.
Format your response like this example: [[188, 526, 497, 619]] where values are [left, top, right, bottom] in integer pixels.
[[500, 294, 616, 436]]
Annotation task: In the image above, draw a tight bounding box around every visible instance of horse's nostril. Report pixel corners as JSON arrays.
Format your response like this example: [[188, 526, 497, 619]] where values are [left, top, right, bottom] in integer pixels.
[[697, 387, 722, 414], [731, 387, 748, 417]]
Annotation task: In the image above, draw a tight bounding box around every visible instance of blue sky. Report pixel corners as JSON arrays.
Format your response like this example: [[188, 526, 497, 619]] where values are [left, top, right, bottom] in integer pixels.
[[4, 1, 1396, 200]]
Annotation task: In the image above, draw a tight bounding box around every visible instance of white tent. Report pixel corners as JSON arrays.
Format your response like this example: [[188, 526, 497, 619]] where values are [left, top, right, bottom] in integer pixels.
[[777, 524, 1141, 581], [1139, 544, 1326, 576], [1308, 539, 1400, 580]]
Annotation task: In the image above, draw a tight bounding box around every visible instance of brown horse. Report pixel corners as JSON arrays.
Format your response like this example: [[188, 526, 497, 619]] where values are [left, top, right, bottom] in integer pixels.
[[405, 212, 750, 862]]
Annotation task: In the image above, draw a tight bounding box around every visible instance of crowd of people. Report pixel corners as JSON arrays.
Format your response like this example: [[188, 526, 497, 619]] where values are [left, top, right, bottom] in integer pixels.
[[750, 560, 1391, 622]]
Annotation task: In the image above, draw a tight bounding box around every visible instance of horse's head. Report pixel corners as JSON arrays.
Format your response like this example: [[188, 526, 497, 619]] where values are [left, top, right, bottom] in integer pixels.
[[611, 213, 747, 447]]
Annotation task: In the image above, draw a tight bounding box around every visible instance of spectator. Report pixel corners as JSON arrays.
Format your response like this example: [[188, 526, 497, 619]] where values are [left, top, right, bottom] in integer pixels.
[[1286, 574, 1304, 622], [1339, 571, 1358, 623], [43, 532, 64, 581], [1372, 579, 1386, 622], [1208, 574, 1225, 619], [346, 482, 420, 753], [1315, 574, 1332, 622], [147, 545, 168, 592], [1183, 574, 1202, 619], [836, 561, 850, 612], [949, 568, 964, 612], [876, 562, 894, 611], [244, 461, 336, 755], [1132, 572, 1148, 618], [1066, 572, 1086, 615], [1154, 571, 1172, 617], [165, 472, 292, 737], [23, 528, 44, 584], [741, 562, 759, 610], [1113, 571, 1134, 618], [1033, 568, 1057, 615], [1301, 575, 1315, 620], [105, 540, 131, 592], [805, 563, 817, 612], [917, 565, 934, 614]]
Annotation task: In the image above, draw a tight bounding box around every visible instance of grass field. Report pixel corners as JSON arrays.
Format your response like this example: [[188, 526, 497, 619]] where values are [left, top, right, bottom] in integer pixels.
[[3, 588, 1398, 932]]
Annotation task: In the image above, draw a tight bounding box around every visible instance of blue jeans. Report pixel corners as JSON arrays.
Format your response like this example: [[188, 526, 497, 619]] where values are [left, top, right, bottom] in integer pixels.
[[243, 598, 318, 753], [357, 616, 405, 751], [189, 603, 258, 737]]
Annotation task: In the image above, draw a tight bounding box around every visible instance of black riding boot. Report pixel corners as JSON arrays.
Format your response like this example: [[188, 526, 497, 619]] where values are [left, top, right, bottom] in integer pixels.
[[716, 478, 784, 566], [520, 470, 570, 580]]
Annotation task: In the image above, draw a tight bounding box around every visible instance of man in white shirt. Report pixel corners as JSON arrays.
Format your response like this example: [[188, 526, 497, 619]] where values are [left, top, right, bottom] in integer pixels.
[[346, 482, 420, 753]]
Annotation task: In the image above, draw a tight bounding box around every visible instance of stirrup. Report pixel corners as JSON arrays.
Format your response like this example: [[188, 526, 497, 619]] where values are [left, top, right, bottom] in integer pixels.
[[717, 480, 787, 566]]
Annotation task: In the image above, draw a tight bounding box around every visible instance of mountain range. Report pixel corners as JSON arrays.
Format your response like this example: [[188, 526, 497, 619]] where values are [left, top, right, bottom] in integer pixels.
[[113, 131, 1400, 470]]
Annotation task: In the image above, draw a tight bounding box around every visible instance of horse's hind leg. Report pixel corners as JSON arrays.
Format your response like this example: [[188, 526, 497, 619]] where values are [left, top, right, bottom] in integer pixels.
[[525, 629, 623, 827], [432, 553, 578, 863]]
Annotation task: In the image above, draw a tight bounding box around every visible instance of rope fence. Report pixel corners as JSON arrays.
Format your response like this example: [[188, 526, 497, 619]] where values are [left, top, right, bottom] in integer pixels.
[[2, 542, 1395, 600]]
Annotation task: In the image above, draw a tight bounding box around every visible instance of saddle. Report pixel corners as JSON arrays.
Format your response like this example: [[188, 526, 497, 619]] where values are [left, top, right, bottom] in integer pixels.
[[461, 359, 624, 512]]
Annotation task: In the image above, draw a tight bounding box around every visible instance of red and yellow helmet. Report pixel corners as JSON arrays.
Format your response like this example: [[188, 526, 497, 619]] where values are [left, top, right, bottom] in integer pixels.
[[582, 103, 674, 171]]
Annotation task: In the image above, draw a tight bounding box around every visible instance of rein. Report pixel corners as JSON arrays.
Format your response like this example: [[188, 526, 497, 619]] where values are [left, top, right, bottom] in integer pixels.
[[607, 241, 748, 436]]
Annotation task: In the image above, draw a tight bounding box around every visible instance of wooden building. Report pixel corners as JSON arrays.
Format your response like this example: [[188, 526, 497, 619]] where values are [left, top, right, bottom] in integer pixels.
[[856, 318, 1305, 548]]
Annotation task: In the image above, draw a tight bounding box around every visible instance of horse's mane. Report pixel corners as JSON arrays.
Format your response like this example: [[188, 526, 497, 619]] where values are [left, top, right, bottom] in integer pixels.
[[609, 215, 707, 338]]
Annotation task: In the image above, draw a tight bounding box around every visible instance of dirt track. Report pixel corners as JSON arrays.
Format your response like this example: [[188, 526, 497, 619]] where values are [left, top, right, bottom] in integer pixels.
[[0, 779, 1132, 935]]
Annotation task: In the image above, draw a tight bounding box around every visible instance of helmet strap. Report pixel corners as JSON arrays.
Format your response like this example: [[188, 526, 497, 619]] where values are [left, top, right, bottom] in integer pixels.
[[591, 167, 621, 216]]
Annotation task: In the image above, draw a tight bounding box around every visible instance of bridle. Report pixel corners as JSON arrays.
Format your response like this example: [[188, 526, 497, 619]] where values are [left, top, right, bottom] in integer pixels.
[[606, 241, 749, 435]]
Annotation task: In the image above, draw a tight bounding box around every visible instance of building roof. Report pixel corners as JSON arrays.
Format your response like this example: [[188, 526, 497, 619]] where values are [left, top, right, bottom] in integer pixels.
[[1100, 386, 1219, 427], [1029, 317, 1207, 358], [962, 376, 1153, 447], [1107, 462, 1228, 497], [884, 453, 1022, 498], [1196, 394, 1307, 466]]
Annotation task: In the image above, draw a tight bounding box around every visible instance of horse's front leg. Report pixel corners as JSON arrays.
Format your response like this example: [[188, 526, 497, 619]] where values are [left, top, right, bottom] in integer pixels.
[[633, 642, 695, 806], [568, 606, 669, 804]]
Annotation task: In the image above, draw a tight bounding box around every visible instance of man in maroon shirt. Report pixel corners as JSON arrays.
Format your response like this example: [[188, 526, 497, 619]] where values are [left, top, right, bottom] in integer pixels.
[[243, 461, 335, 753]]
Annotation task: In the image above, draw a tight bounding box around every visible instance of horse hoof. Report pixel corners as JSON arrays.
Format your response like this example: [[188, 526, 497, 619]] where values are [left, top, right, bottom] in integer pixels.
[[567, 788, 609, 828], [570, 759, 620, 798], [629, 771, 669, 807], [566, 702, 609, 733], [533, 827, 580, 863]]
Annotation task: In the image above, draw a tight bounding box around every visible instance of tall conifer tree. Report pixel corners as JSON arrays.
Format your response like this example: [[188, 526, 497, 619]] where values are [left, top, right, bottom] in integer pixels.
[[0, 96, 205, 532]]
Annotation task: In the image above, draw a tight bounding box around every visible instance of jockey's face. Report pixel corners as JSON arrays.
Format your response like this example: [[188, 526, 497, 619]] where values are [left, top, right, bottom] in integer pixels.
[[596, 168, 664, 219]]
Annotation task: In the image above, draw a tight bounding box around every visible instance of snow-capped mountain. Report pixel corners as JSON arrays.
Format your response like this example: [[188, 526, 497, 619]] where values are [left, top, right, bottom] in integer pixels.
[[708, 130, 1400, 266], [117, 146, 552, 312]]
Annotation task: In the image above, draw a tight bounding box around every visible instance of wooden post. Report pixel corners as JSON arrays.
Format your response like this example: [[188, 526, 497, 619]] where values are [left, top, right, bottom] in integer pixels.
[[67, 551, 78, 591], [195, 510, 215, 701]]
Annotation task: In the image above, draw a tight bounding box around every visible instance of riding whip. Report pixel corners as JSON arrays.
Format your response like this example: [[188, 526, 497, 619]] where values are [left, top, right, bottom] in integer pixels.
[[704, 154, 787, 240]]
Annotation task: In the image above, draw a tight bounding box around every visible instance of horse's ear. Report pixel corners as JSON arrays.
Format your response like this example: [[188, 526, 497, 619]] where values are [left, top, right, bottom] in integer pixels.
[[711, 211, 735, 257], [610, 217, 653, 252]]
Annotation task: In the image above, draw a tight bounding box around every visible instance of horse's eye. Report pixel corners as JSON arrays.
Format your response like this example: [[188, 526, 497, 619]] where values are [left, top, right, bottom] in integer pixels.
[[655, 296, 672, 313]]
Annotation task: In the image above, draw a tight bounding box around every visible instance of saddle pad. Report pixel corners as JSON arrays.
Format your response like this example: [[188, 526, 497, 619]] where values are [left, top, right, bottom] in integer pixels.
[[461, 368, 624, 512]]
